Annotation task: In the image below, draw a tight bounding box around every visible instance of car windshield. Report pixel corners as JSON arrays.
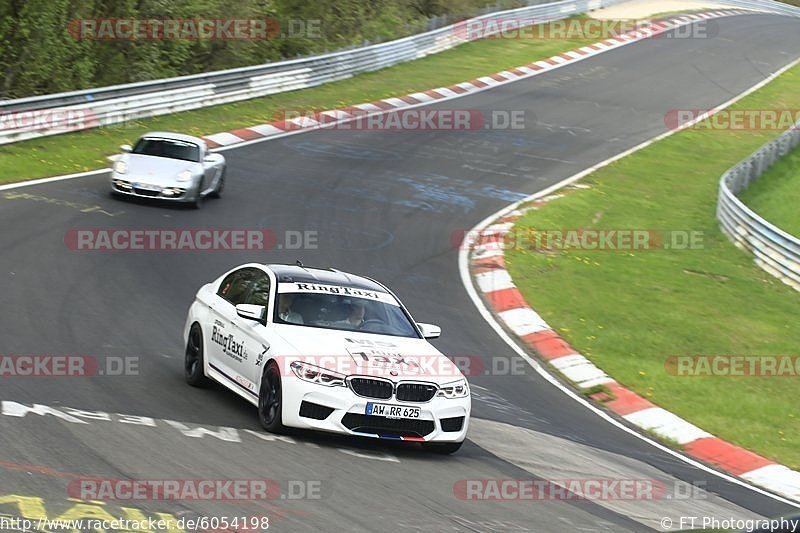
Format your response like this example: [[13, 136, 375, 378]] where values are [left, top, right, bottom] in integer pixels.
[[274, 283, 419, 338], [132, 138, 200, 162]]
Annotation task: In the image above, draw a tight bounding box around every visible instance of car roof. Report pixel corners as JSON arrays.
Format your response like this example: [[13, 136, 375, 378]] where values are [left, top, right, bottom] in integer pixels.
[[266, 264, 388, 293], [140, 131, 206, 146]]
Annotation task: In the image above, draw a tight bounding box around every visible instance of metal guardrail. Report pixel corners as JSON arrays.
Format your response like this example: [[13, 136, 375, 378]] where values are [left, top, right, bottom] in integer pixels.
[[717, 122, 800, 292], [0, 0, 628, 145], [1, 0, 798, 145], [710, 0, 800, 14]]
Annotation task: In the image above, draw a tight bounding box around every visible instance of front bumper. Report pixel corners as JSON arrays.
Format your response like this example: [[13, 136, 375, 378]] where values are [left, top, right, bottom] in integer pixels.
[[110, 172, 194, 202], [281, 376, 470, 443]]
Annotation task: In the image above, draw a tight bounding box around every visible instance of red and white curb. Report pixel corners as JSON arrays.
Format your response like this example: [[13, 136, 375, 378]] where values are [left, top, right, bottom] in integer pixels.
[[198, 10, 751, 150], [466, 167, 800, 504]]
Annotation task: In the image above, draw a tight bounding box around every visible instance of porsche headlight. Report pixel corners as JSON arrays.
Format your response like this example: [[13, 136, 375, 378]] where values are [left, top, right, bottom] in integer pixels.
[[437, 378, 469, 399], [290, 361, 346, 387], [176, 170, 193, 182], [114, 160, 127, 174]]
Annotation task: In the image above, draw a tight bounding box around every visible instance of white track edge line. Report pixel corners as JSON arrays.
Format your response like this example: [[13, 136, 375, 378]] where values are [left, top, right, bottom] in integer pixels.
[[0, 7, 796, 508], [458, 54, 800, 508], [0, 11, 753, 190]]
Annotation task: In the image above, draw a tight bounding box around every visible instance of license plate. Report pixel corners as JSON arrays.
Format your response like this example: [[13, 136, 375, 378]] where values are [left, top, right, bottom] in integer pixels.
[[366, 402, 420, 419], [134, 182, 161, 191]]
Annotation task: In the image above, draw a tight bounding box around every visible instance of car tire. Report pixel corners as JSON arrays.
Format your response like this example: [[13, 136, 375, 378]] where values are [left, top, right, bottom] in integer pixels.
[[258, 360, 285, 433], [209, 168, 225, 199], [185, 324, 211, 387], [423, 441, 463, 454], [190, 191, 204, 209]]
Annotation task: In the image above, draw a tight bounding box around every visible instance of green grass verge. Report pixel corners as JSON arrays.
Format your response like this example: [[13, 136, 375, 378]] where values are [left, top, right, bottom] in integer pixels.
[[739, 144, 800, 236], [505, 64, 800, 469], [0, 23, 596, 184]]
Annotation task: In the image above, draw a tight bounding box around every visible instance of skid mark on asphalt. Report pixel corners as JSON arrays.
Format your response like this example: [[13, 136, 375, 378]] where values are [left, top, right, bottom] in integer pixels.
[[0, 404, 631, 531], [468, 418, 762, 531], [1, 191, 124, 217], [250, 169, 527, 215], [284, 140, 402, 161], [255, 215, 396, 252], [0, 401, 400, 463], [470, 385, 556, 430], [0, 402, 682, 531], [510, 151, 575, 164], [535, 65, 615, 89], [0, 460, 81, 479]]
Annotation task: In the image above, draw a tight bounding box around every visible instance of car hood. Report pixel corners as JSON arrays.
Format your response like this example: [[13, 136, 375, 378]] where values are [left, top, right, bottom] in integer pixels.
[[273, 326, 463, 384], [122, 154, 198, 184]]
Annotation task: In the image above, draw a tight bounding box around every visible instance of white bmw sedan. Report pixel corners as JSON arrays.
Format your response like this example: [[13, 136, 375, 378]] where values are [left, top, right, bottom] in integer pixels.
[[184, 263, 470, 453]]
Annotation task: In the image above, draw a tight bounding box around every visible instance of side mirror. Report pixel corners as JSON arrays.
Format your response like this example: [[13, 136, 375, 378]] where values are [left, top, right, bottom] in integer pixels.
[[120, 144, 132, 153], [203, 155, 215, 163], [236, 304, 266, 323], [417, 323, 441, 340]]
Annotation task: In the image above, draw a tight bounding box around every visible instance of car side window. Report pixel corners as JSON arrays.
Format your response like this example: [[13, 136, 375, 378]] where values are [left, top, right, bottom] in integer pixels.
[[217, 268, 259, 306], [246, 273, 271, 307]]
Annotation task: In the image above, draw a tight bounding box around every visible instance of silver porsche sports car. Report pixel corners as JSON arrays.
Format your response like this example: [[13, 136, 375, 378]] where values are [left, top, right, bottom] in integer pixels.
[[110, 132, 226, 208]]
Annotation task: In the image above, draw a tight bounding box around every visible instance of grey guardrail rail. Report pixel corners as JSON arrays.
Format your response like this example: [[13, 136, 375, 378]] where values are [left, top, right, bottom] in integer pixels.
[[0, 0, 628, 145], [717, 121, 800, 292], [713, 0, 800, 13], [1, 0, 798, 145]]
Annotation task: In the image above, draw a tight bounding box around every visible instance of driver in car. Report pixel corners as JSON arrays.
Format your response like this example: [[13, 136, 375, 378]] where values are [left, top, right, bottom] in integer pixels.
[[277, 293, 304, 324], [332, 301, 366, 328]]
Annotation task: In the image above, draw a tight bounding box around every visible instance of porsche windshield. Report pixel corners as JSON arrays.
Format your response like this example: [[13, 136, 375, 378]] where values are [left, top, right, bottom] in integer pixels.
[[132, 138, 200, 162], [275, 284, 419, 338]]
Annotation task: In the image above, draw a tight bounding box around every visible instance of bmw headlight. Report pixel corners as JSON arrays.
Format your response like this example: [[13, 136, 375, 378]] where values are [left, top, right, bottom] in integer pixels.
[[437, 378, 469, 399], [290, 361, 346, 387], [114, 160, 127, 174], [176, 170, 193, 182]]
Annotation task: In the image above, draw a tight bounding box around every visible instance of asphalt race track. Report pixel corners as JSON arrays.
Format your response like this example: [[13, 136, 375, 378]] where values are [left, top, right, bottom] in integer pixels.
[[1, 13, 800, 532]]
